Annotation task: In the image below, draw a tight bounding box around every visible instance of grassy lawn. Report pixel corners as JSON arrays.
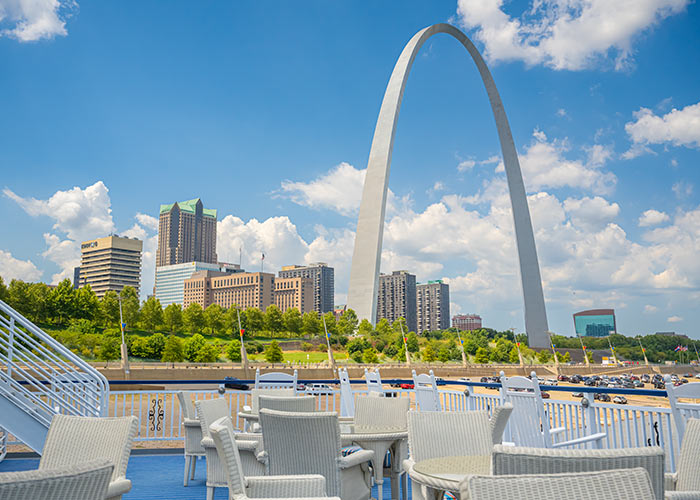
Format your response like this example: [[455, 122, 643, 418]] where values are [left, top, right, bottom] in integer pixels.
[[248, 350, 349, 363]]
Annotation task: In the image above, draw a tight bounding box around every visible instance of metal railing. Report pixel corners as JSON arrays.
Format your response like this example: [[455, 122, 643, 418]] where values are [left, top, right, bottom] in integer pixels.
[[0, 299, 110, 432]]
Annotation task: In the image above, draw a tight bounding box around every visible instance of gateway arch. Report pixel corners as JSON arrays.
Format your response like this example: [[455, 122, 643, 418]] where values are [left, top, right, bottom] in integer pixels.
[[346, 23, 550, 348]]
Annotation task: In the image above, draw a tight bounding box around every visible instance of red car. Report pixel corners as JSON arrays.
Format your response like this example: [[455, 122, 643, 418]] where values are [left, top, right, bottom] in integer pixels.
[[541, 391, 550, 399], [400, 383, 414, 389]]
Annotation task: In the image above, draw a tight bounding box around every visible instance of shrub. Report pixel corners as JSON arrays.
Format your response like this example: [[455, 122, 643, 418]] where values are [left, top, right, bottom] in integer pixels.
[[195, 343, 220, 363], [161, 335, 184, 362], [301, 342, 313, 352], [226, 340, 242, 362], [98, 336, 120, 361], [362, 347, 379, 364], [184, 334, 207, 362], [264, 341, 284, 363], [350, 350, 363, 363]]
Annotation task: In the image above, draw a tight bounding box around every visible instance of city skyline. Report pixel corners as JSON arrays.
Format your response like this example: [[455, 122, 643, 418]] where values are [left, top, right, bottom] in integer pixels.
[[1, 2, 700, 338]]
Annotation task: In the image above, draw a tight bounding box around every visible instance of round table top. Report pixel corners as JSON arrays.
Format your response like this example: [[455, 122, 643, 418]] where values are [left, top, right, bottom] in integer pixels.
[[412, 455, 491, 482]]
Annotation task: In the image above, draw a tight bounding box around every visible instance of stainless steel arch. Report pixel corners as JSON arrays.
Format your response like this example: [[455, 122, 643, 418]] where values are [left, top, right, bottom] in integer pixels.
[[347, 23, 549, 347]]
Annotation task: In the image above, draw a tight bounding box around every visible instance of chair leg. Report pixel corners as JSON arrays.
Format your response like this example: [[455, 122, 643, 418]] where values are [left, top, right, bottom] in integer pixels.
[[184, 455, 191, 487], [401, 473, 408, 500], [191, 456, 197, 479], [207, 486, 214, 500]]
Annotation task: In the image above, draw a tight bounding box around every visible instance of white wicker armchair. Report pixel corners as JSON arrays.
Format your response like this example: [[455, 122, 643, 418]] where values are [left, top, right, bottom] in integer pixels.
[[666, 418, 700, 499], [240, 388, 296, 432], [209, 416, 341, 500], [0, 459, 113, 500], [665, 377, 700, 444], [259, 395, 317, 413], [38, 414, 138, 500], [491, 444, 666, 500], [258, 409, 374, 500], [177, 391, 206, 486], [461, 468, 657, 500]]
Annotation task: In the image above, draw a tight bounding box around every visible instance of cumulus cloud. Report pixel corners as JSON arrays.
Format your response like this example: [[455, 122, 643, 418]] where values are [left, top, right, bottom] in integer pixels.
[[644, 304, 658, 314], [455, 0, 689, 71], [638, 209, 670, 227], [0, 249, 42, 282], [667, 315, 683, 323], [624, 102, 700, 156], [457, 159, 476, 172], [563, 196, 620, 231], [0, 0, 77, 42], [672, 181, 693, 199]]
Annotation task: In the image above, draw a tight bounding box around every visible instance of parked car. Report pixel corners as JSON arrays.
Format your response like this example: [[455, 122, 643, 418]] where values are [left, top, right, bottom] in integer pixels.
[[400, 383, 415, 390], [572, 392, 584, 398], [435, 377, 447, 386], [594, 393, 611, 402], [613, 395, 628, 404], [546, 379, 558, 386], [558, 374, 570, 382], [633, 380, 645, 388], [458, 377, 471, 382], [305, 383, 334, 396], [223, 377, 250, 391], [541, 391, 551, 399], [654, 381, 666, 389]]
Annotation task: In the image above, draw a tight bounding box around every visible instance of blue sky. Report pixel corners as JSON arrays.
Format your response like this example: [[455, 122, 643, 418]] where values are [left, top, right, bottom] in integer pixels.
[[1, 0, 699, 338]]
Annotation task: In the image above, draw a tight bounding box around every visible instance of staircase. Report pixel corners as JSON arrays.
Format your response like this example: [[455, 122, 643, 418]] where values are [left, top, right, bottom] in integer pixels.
[[0, 299, 109, 456]]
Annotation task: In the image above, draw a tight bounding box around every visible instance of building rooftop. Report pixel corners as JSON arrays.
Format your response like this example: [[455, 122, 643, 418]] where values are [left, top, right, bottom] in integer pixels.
[[159, 198, 217, 218]]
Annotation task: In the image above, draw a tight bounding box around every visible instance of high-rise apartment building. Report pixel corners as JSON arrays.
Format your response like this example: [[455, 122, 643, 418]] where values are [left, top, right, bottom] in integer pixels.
[[183, 271, 275, 310], [156, 198, 217, 267], [274, 276, 314, 314], [376, 270, 417, 333], [278, 263, 334, 314], [416, 280, 450, 334], [79, 235, 142, 298], [452, 314, 482, 331], [155, 261, 242, 306]]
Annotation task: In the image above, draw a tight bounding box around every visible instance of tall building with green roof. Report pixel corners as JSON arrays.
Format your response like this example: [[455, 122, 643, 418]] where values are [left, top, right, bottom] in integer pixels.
[[156, 198, 217, 267]]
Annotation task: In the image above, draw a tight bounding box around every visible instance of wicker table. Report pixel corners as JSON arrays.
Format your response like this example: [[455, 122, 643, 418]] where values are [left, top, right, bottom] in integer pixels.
[[410, 455, 491, 500]]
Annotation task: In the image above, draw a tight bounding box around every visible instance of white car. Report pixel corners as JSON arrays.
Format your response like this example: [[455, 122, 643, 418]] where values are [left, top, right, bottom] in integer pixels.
[[304, 383, 334, 396], [546, 379, 558, 386]]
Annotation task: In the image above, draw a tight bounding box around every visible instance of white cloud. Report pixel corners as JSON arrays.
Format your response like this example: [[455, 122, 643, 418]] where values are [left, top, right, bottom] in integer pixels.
[[455, 0, 689, 71], [668, 315, 683, 323], [41, 233, 79, 283], [0, 0, 77, 42], [563, 196, 620, 231], [0, 249, 42, 282], [457, 159, 476, 172], [135, 213, 158, 231], [672, 181, 693, 199], [556, 108, 567, 117], [644, 304, 658, 314], [624, 102, 700, 155], [638, 209, 670, 227], [122, 221, 158, 298]]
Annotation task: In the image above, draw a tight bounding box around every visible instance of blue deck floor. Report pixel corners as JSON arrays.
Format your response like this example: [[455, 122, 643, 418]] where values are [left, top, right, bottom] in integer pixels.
[[0, 454, 409, 500]]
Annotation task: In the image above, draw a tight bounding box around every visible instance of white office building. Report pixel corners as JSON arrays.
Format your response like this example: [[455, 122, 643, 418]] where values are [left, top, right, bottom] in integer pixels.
[[155, 261, 242, 306]]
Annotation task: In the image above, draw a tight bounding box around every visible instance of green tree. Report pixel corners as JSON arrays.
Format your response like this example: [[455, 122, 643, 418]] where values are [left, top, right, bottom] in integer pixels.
[[347, 337, 371, 356], [245, 307, 265, 333], [98, 336, 121, 361], [337, 309, 358, 336], [282, 307, 302, 335], [140, 297, 164, 332], [561, 351, 571, 363], [161, 335, 185, 362], [226, 305, 247, 336], [509, 347, 521, 364], [490, 338, 514, 363], [51, 279, 78, 325], [362, 347, 379, 364], [302, 311, 321, 336], [438, 345, 451, 363], [406, 332, 419, 353], [264, 304, 284, 333], [474, 347, 490, 363], [163, 303, 183, 333], [536, 349, 552, 363], [119, 286, 140, 329], [204, 303, 225, 334], [28, 282, 53, 323], [0, 276, 7, 303], [184, 334, 207, 361], [75, 285, 100, 321], [7, 279, 32, 318], [264, 340, 284, 363], [183, 303, 205, 334], [376, 318, 392, 337], [146, 332, 166, 359], [422, 345, 437, 362], [195, 343, 220, 363], [358, 319, 374, 336], [226, 340, 243, 362], [322, 312, 338, 335], [100, 290, 121, 327]]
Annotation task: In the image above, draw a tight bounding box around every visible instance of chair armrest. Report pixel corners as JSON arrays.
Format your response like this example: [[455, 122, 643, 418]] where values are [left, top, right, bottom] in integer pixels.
[[402, 458, 415, 473], [246, 474, 327, 498], [106, 477, 132, 498], [666, 472, 679, 492], [549, 426, 567, 435], [201, 436, 215, 449], [235, 432, 262, 441], [237, 440, 260, 452], [665, 493, 700, 500], [243, 405, 252, 413], [338, 449, 374, 469], [552, 432, 607, 448], [184, 418, 201, 428]]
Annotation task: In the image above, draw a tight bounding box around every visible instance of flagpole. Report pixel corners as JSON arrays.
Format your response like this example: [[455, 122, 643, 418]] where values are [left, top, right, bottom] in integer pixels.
[[399, 319, 411, 367], [322, 315, 337, 372], [576, 332, 590, 368], [638, 338, 649, 366], [608, 334, 618, 365], [237, 308, 249, 376], [694, 343, 700, 365], [456, 330, 468, 368]]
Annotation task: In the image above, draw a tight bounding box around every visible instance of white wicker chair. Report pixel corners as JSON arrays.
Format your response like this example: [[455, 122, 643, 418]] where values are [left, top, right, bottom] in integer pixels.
[[404, 410, 493, 500], [241, 389, 297, 432], [38, 414, 138, 500], [499, 371, 605, 448], [0, 459, 113, 500], [338, 368, 355, 418], [364, 368, 383, 395], [258, 408, 374, 500], [665, 376, 700, 444], [177, 391, 206, 486], [259, 395, 317, 413], [460, 468, 657, 500], [491, 444, 666, 500], [412, 370, 441, 412], [255, 369, 298, 391], [209, 416, 340, 500], [666, 418, 700, 499], [490, 404, 514, 445]]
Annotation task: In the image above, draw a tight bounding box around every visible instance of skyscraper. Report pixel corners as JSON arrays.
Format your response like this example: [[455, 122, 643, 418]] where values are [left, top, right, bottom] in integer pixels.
[[278, 263, 334, 314], [79, 235, 142, 298], [376, 270, 417, 333], [416, 280, 450, 334], [156, 198, 217, 267]]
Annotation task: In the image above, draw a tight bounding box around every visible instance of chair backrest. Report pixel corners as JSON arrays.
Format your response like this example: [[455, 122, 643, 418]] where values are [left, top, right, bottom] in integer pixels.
[[676, 418, 700, 491], [354, 395, 409, 433], [39, 415, 138, 482], [195, 398, 230, 439], [255, 368, 298, 391], [250, 388, 296, 414], [490, 403, 513, 445], [259, 409, 342, 497], [407, 410, 492, 463], [209, 416, 247, 497], [664, 376, 700, 444], [0, 459, 114, 500], [177, 391, 197, 420], [462, 468, 656, 500], [499, 371, 550, 447], [491, 444, 665, 500], [338, 367, 355, 417], [259, 395, 316, 413], [412, 369, 441, 411], [364, 368, 383, 394]]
